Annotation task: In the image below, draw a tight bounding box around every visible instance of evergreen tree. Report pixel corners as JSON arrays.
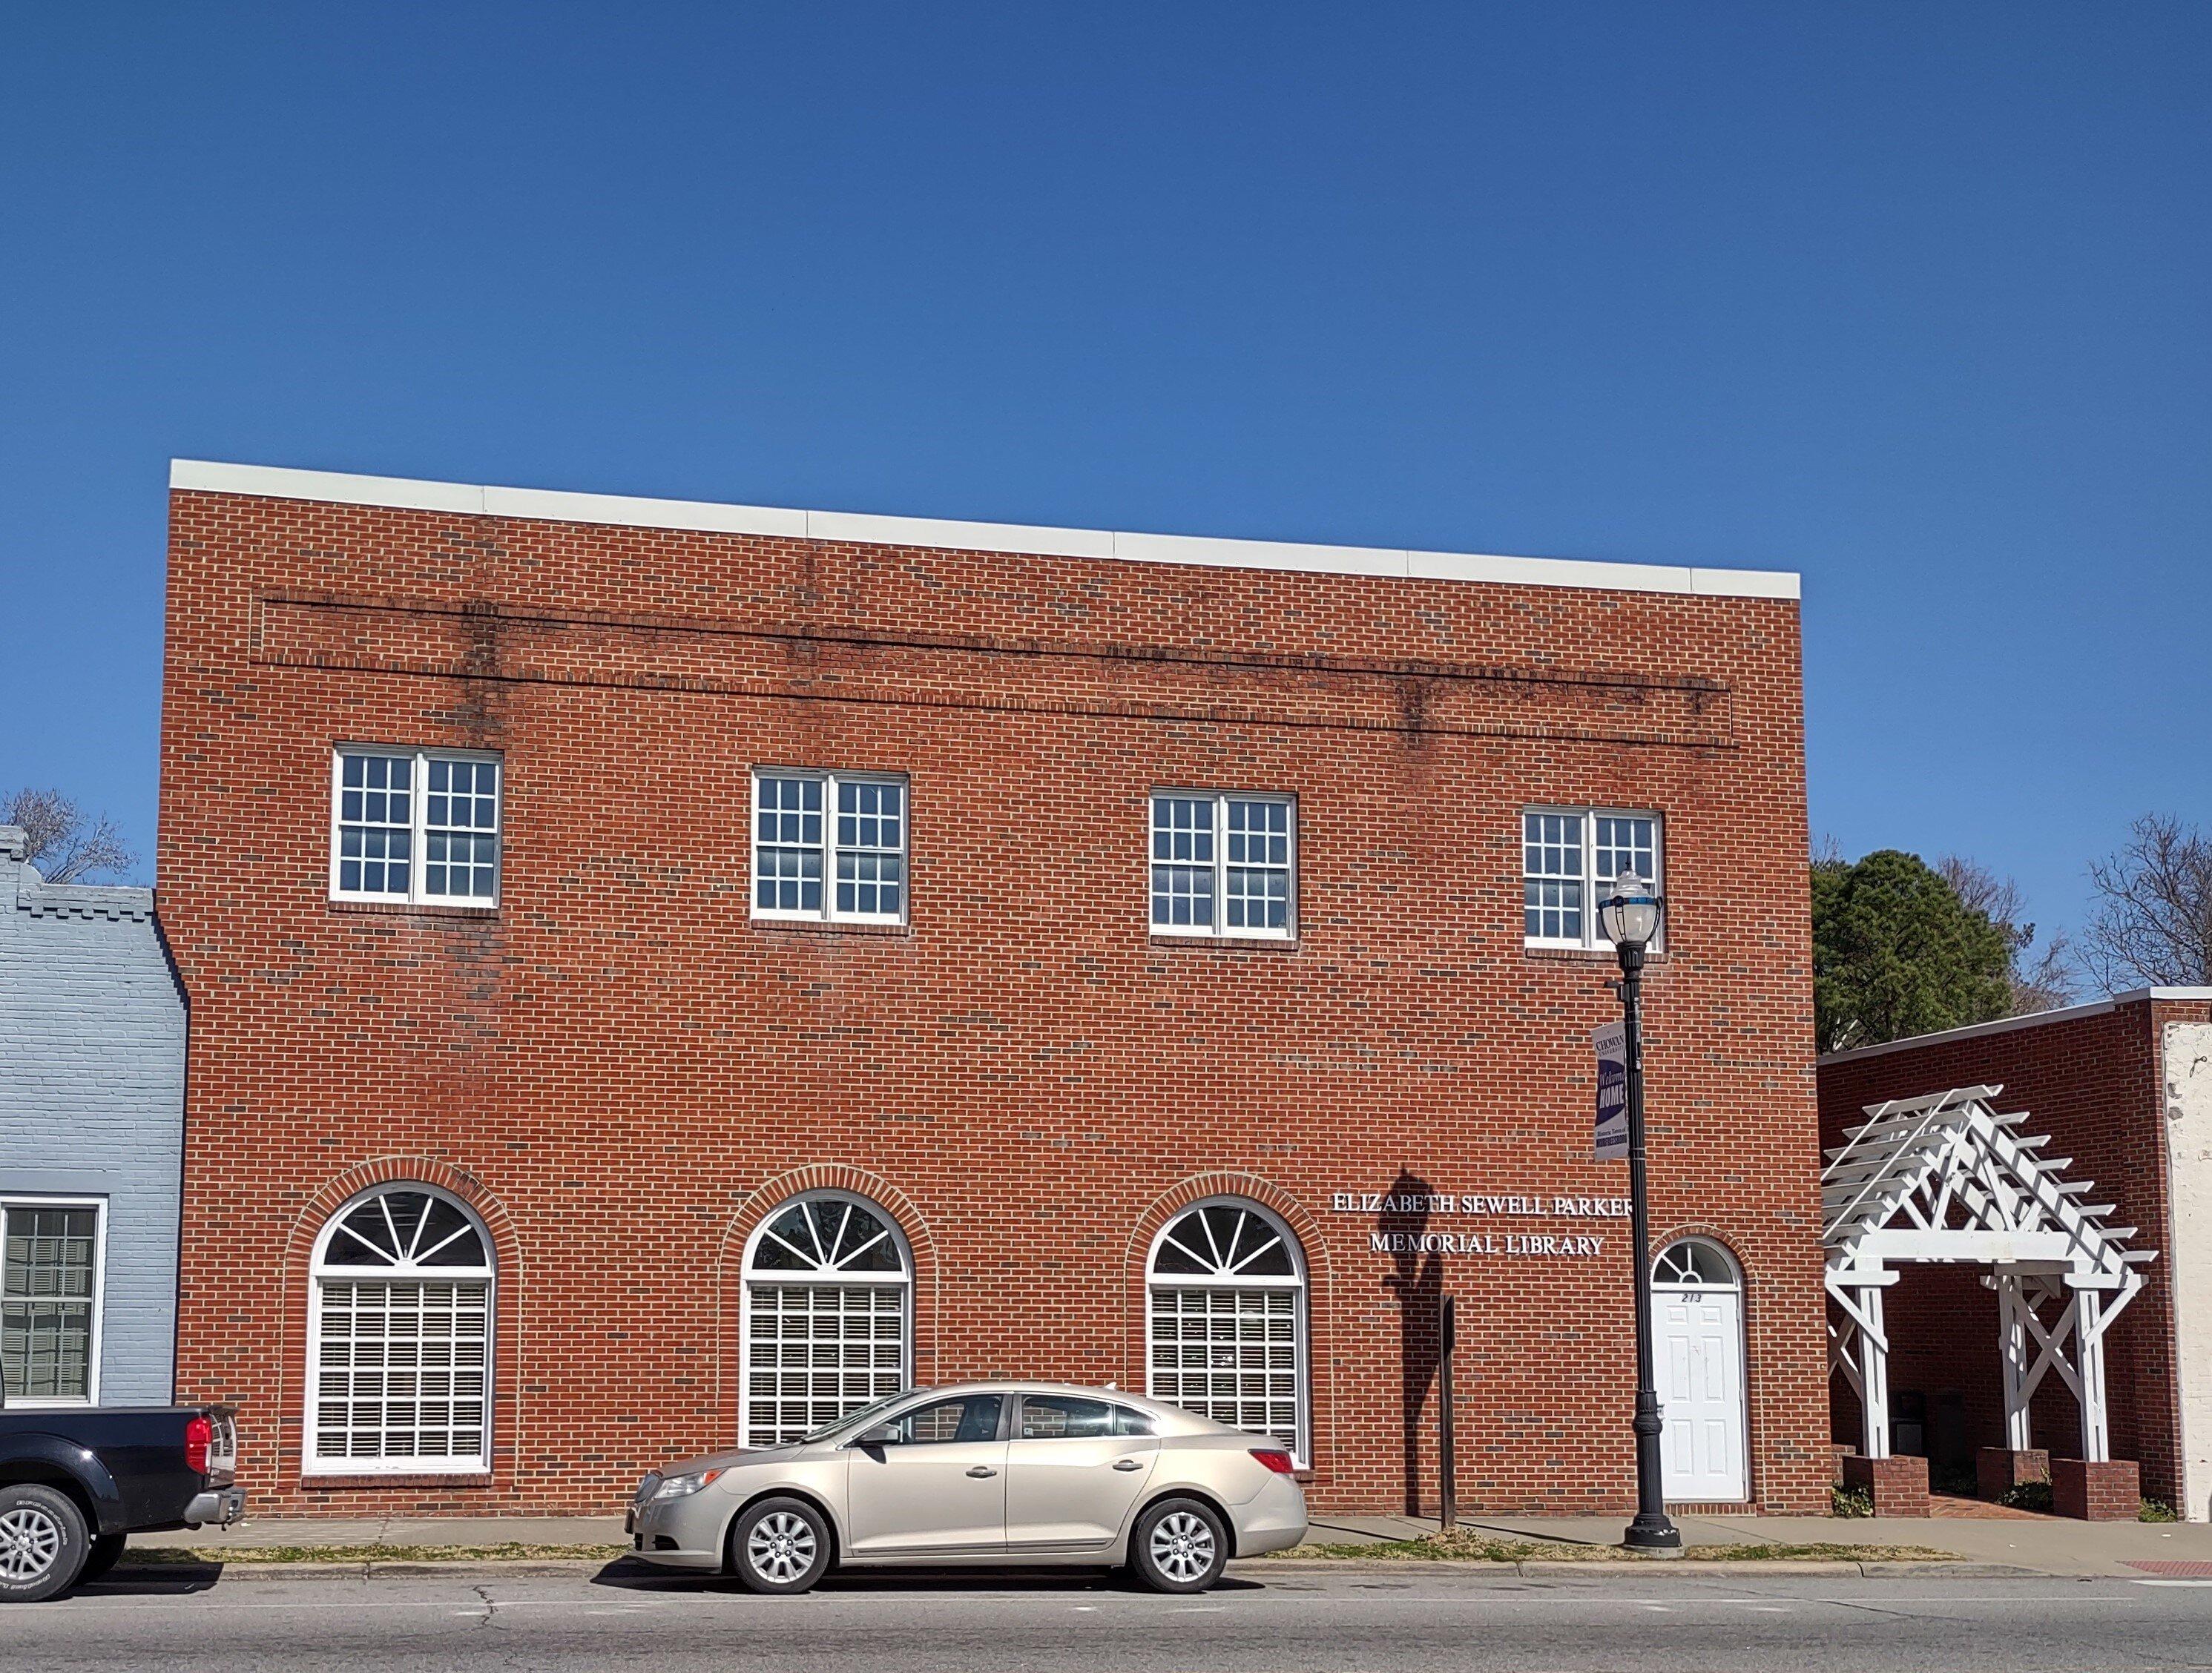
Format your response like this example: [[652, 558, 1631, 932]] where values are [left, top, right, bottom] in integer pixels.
[[1812, 848, 2013, 1055]]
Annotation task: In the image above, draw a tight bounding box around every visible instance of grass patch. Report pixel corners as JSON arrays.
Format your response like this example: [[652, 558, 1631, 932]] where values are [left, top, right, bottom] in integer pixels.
[[1265, 1531, 1954, 1563], [124, 1542, 631, 1565]]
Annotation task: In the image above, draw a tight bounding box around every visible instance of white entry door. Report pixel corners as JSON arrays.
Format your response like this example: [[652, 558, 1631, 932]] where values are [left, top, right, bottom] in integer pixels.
[[1651, 1240, 1748, 1502]]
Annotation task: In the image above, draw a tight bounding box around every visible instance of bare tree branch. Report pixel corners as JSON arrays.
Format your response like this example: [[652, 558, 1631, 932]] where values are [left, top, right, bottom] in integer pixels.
[[2079, 814, 2212, 991], [0, 787, 139, 885], [1938, 852, 2076, 1013]]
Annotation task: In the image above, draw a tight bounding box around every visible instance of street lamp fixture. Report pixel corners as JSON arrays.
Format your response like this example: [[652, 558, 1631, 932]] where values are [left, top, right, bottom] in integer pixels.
[[1597, 869, 1683, 1554]]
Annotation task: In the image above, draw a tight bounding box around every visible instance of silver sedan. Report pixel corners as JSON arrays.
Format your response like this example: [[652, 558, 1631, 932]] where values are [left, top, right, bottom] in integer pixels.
[[627, 1383, 1308, 1594]]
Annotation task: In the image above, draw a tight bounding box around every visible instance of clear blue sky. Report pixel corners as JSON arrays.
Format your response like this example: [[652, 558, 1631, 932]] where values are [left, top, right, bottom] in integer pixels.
[[3, 4, 2205, 954]]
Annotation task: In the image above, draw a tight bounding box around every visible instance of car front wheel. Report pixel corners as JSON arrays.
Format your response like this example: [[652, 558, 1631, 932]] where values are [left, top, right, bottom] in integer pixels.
[[730, 1497, 832, 1595], [0, 1484, 90, 1603], [1130, 1497, 1228, 1594]]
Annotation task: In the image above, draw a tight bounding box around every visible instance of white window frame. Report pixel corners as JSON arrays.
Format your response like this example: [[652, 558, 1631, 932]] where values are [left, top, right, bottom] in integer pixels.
[[749, 770, 910, 926], [0, 1195, 107, 1409], [1521, 806, 1665, 951], [304, 1184, 496, 1476], [738, 1190, 914, 1451], [1144, 1196, 1310, 1466], [328, 747, 504, 908], [1149, 791, 1297, 941]]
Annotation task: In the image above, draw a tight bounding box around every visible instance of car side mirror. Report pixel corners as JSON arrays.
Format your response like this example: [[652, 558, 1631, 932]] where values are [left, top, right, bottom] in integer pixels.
[[852, 1423, 899, 1448]]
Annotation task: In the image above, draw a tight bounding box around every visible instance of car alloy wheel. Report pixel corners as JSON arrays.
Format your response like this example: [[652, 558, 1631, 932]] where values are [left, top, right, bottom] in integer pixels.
[[731, 1497, 830, 1595], [747, 1511, 817, 1585], [0, 1507, 62, 1583], [1148, 1510, 1217, 1585], [0, 1484, 88, 1603], [1133, 1497, 1227, 1594]]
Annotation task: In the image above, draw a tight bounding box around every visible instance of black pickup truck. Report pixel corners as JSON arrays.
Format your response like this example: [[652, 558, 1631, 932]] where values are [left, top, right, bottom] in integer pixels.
[[0, 1387, 243, 1602]]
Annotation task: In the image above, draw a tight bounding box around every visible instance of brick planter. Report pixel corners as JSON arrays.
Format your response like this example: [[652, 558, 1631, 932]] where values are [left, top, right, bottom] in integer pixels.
[[2052, 1457, 2139, 1521], [1842, 1452, 1929, 1517], [1978, 1446, 2050, 1502]]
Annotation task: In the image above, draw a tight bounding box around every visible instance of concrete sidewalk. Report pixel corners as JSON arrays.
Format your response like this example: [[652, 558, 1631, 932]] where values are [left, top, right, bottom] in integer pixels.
[[142, 1509, 2212, 1579], [1306, 1510, 2212, 1577]]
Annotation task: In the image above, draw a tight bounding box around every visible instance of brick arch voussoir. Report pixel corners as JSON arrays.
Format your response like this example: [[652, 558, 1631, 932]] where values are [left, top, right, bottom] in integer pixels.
[[282, 1155, 521, 1276], [1126, 1172, 1329, 1283]]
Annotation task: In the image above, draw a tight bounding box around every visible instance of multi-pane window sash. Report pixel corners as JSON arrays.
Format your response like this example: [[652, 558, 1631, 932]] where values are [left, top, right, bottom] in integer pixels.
[[332, 749, 501, 906], [0, 1201, 102, 1406], [1521, 808, 1662, 950], [1151, 793, 1295, 939], [751, 772, 907, 924]]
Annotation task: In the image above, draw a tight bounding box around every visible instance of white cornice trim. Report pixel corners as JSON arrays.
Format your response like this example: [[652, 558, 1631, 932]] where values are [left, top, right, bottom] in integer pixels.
[[1817, 987, 2212, 1066], [168, 460, 1800, 601]]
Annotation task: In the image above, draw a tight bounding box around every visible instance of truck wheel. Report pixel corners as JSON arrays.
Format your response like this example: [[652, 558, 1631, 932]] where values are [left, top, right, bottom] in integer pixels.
[[79, 1534, 128, 1584], [0, 1484, 90, 1603], [730, 1497, 832, 1594], [1130, 1497, 1228, 1594]]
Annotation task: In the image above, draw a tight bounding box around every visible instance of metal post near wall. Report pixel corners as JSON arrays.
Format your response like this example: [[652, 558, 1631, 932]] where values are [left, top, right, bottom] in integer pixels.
[[1439, 1293, 1457, 1532]]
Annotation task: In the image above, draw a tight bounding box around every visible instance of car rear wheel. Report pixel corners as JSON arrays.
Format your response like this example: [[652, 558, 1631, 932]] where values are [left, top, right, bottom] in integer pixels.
[[0, 1484, 90, 1603], [1130, 1497, 1228, 1594], [730, 1497, 832, 1595]]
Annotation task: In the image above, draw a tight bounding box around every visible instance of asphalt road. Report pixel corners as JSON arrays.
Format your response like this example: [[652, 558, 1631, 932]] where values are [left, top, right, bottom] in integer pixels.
[[14, 1562, 2212, 1672]]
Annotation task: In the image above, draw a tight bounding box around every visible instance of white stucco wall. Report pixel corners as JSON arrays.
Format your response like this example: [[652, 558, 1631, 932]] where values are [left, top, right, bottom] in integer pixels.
[[2164, 1023, 2212, 1522]]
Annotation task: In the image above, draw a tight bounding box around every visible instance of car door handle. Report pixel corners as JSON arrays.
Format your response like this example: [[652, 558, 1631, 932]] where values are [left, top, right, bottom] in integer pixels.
[[966, 1465, 998, 1478], [1112, 1458, 1145, 1472]]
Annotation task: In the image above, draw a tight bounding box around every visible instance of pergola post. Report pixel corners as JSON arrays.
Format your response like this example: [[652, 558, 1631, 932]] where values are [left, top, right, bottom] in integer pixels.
[[1856, 1279, 1890, 1459], [1997, 1273, 2033, 1451], [2076, 1287, 2109, 1465]]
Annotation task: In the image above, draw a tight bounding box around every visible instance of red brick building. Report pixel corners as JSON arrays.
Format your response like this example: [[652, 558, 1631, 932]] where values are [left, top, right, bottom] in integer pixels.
[[158, 459, 1831, 1518], [1819, 989, 2212, 1517]]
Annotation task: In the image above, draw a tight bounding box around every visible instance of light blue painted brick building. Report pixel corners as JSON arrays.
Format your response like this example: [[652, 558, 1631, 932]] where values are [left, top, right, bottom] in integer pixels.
[[0, 825, 185, 1407]]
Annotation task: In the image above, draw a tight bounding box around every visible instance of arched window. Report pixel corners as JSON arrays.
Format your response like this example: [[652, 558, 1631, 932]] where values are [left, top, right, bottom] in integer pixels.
[[1146, 1198, 1308, 1464], [306, 1184, 493, 1474], [1653, 1236, 1741, 1290], [741, 1192, 912, 1449]]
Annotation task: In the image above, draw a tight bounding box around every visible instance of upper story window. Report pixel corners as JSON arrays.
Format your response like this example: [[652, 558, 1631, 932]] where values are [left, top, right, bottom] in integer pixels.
[[752, 771, 907, 925], [1151, 792, 1295, 940], [1523, 808, 1662, 949], [331, 748, 501, 906]]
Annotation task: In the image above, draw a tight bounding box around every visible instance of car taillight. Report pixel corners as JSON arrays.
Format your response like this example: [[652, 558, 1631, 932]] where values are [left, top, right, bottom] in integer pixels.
[[1249, 1448, 1296, 1475], [185, 1415, 211, 1475]]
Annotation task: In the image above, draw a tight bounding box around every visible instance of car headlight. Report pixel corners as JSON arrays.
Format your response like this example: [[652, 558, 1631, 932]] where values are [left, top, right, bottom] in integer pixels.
[[651, 1468, 725, 1501]]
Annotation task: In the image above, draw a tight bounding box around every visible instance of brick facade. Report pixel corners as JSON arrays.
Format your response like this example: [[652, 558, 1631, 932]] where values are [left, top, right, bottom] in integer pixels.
[[1820, 992, 2212, 1510], [158, 464, 1831, 1517]]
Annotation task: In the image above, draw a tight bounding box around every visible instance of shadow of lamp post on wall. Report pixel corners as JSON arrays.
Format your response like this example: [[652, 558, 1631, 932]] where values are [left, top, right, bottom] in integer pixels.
[[1597, 869, 1684, 1555]]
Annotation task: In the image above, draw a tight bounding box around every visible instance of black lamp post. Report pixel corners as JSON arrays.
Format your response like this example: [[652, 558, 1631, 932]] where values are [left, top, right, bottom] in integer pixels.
[[1596, 870, 1682, 1554]]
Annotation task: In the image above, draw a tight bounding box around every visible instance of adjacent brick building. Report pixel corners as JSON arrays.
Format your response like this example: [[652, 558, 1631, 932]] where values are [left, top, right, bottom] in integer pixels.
[[1819, 988, 2212, 1517], [158, 459, 1831, 1517], [1, 824, 187, 1407]]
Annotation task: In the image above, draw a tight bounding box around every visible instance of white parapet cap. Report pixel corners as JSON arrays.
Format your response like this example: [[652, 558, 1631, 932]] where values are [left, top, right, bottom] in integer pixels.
[[168, 459, 1800, 602], [1817, 987, 2212, 1066]]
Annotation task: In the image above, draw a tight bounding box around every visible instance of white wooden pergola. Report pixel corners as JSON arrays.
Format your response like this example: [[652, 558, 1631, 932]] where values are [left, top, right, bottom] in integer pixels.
[[1823, 1084, 2156, 1463]]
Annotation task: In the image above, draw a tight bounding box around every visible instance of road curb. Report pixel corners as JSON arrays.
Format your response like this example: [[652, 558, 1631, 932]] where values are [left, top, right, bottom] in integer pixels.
[[110, 1553, 2049, 1583]]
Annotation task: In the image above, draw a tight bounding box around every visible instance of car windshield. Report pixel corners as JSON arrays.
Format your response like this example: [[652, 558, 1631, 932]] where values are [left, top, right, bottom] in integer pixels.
[[797, 1393, 912, 1445]]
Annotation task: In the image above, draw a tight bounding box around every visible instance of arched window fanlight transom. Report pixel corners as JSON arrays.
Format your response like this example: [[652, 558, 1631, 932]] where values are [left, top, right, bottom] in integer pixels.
[[315, 1187, 491, 1273], [745, 1194, 909, 1280], [1145, 1198, 1309, 1463], [306, 1184, 494, 1475], [1653, 1237, 1741, 1290]]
